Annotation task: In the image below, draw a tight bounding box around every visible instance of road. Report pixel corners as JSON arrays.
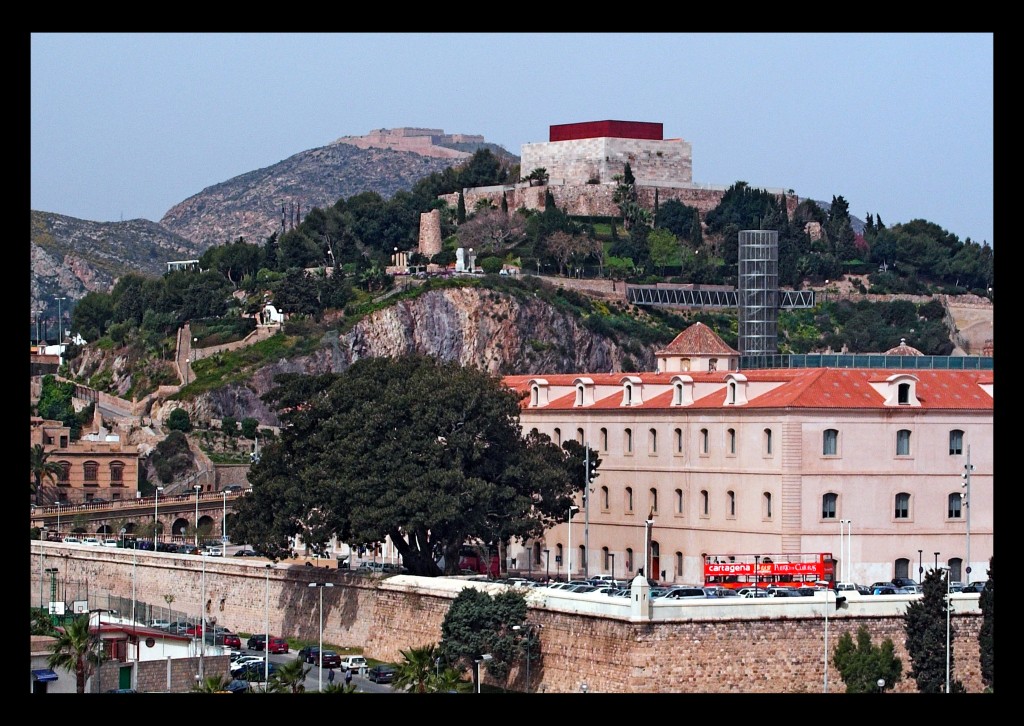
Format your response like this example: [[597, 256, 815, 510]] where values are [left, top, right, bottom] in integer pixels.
[[257, 648, 398, 694]]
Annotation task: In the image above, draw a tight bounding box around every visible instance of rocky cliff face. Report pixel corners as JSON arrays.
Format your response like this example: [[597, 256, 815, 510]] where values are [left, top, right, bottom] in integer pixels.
[[150, 287, 651, 428]]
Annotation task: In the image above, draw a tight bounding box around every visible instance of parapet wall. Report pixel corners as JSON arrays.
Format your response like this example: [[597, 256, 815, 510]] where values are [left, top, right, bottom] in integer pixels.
[[31, 543, 985, 693]]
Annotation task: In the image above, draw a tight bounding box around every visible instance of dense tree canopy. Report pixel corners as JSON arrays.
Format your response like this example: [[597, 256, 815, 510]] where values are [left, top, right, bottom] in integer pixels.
[[230, 356, 589, 575], [904, 567, 965, 693]]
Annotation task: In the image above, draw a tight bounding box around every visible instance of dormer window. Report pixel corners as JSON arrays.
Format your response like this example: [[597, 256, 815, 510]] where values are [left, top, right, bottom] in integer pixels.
[[723, 373, 748, 406], [620, 376, 643, 406], [670, 375, 694, 406], [573, 377, 595, 407], [529, 379, 550, 408], [881, 373, 920, 407]]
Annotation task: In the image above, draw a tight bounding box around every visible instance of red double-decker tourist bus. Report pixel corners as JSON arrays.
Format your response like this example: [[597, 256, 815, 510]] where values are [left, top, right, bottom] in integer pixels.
[[703, 552, 835, 590]]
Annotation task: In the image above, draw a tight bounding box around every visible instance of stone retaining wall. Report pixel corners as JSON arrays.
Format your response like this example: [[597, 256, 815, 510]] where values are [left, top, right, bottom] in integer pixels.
[[32, 543, 985, 693]]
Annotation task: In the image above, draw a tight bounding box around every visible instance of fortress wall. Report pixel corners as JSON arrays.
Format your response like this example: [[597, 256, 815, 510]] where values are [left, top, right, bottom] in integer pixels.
[[32, 543, 985, 693]]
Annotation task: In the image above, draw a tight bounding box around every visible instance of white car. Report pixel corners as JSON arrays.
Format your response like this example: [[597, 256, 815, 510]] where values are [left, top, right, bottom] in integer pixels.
[[206, 546, 224, 557], [338, 655, 367, 672], [81, 537, 101, 545], [230, 656, 265, 674], [61, 536, 81, 543], [149, 619, 171, 630]]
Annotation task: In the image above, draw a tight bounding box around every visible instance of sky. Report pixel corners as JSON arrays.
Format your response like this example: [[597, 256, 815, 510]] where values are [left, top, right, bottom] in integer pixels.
[[31, 33, 994, 246]]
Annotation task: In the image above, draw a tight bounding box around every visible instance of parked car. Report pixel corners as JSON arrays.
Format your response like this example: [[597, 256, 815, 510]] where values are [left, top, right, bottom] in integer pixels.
[[246, 634, 266, 650], [233, 549, 260, 557], [895, 586, 923, 595], [149, 619, 171, 630], [767, 588, 802, 597], [871, 585, 900, 595], [366, 664, 396, 683], [222, 485, 244, 494], [206, 545, 224, 557], [234, 662, 276, 681], [338, 655, 367, 672], [298, 645, 320, 663], [891, 577, 919, 588], [315, 650, 342, 668], [869, 581, 898, 591], [267, 637, 289, 654], [660, 587, 707, 599], [230, 656, 265, 674], [81, 537, 101, 545], [961, 581, 989, 593]]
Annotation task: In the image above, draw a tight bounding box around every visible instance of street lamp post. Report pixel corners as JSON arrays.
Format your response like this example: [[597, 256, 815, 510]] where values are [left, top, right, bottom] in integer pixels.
[[512, 623, 536, 693], [308, 582, 335, 692], [221, 491, 228, 546], [610, 553, 615, 581], [153, 486, 163, 546], [474, 653, 493, 694], [567, 505, 579, 580], [877, 678, 885, 693], [644, 515, 654, 580], [194, 484, 202, 547], [264, 564, 272, 686], [543, 549, 550, 582], [934, 552, 940, 572], [962, 445, 974, 584], [839, 519, 851, 582]]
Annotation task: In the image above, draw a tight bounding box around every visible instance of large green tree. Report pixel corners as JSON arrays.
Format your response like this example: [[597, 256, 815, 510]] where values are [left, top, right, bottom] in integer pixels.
[[904, 567, 965, 692], [231, 356, 589, 575], [832, 624, 903, 693], [438, 587, 532, 688], [978, 556, 994, 691]]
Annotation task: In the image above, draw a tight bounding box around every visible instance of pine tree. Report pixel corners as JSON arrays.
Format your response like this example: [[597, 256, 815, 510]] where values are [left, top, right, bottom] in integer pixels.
[[904, 567, 965, 692], [501, 192, 508, 215], [457, 191, 466, 224]]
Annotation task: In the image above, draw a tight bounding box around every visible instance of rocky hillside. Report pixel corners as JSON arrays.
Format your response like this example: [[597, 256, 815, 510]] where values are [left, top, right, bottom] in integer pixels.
[[146, 285, 653, 428], [31, 129, 515, 317], [30, 211, 202, 315]]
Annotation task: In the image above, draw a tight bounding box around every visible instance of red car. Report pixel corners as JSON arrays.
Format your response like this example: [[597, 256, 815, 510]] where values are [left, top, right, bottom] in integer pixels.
[[267, 637, 289, 654]]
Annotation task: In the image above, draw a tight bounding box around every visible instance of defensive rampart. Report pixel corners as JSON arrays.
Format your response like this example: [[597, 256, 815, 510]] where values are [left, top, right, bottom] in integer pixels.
[[31, 542, 985, 693]]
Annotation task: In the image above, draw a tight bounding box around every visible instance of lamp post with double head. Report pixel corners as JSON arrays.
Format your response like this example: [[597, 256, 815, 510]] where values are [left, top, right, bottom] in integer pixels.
[[309, 582, 334, 692], [512, 623, 537, 693], [567, 505, 579, 579], [962, 445, 974, 584]]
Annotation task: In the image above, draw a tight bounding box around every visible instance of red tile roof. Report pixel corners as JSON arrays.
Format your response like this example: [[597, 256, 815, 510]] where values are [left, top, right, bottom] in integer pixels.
[[655, 322, 739, 357]]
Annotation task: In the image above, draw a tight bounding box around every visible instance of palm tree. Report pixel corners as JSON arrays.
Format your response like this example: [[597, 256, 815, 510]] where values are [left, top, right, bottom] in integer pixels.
[[433, 665, 470, 694], [393, 643, 438, 693], [46, 613, 103, 693], [192, 673, 234, 692], [31, 443, 63, 504], [272, 656, 310, 693], [322, 681, 358, 694]]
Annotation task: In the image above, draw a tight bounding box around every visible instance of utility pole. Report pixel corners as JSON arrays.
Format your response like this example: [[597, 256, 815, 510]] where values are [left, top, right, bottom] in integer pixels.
[[962, 445, 974, 584]]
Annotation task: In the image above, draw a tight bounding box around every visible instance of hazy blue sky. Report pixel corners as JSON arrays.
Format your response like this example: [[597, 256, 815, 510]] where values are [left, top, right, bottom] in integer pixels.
[[31, 33, 993, 245]]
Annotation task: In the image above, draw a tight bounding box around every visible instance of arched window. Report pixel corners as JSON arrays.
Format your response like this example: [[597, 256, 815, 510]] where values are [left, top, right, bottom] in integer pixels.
[[709, 358, 718, 372], [898, 382, 911, 405], [948, 493, 963, 519], [624, 383, 633, 405], [897, 429, 911, 456], [575, 385, 584, 407], [625, 487, 634, 512], [673, 382, 684, 406], [763, 491, 772, 518], [600, 428, 608, 452], [728, 381, 737, 404], [531, 385, 539, 407], [895, 492, 910, 519], [553, 428, 562, 446], [700, 489, 709, 516], [675, 488, 683, 514], [649, 428, 657, 454], [601, 486, 609, 510], [949, 429, 964, 456], [57, 461, 71, 486], [727, 490, 736, 517], [624, 428, 633, 454], [822, 493, 837, 519], [602, 547, 610, 570], [84, 461, 99, 484], [700, 428, 709, 455], [823, 429, 838, 456], [626, 548, 634, 572], [649, 488, 658, 513], [727, 428, 736, 455], [895, 557, 911, 579], [764, 428, 773, 456], [109, 461, 125, 485], [576, 428, 585, 444], [675, 552, 683, 578], [674, 428, 683, 454]]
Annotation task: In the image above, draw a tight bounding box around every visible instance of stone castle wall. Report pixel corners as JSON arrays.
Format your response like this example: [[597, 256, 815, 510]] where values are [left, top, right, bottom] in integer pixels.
[[32, 543, 986, 693], [521, 137, 694, 186], [418, 209, 442, 257]]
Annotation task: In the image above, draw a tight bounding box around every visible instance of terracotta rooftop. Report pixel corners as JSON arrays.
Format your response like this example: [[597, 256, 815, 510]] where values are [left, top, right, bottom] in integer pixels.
[[655, 322, 740, 357], [884, 338, 924, 356]]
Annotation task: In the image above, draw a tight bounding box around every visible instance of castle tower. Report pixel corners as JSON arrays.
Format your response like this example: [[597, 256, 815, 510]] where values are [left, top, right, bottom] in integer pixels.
[[418, 209, 442, 259]]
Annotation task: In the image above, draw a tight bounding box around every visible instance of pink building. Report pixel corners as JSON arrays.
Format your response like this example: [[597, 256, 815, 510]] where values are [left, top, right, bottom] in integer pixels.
[[503, 323, 993, 587]]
